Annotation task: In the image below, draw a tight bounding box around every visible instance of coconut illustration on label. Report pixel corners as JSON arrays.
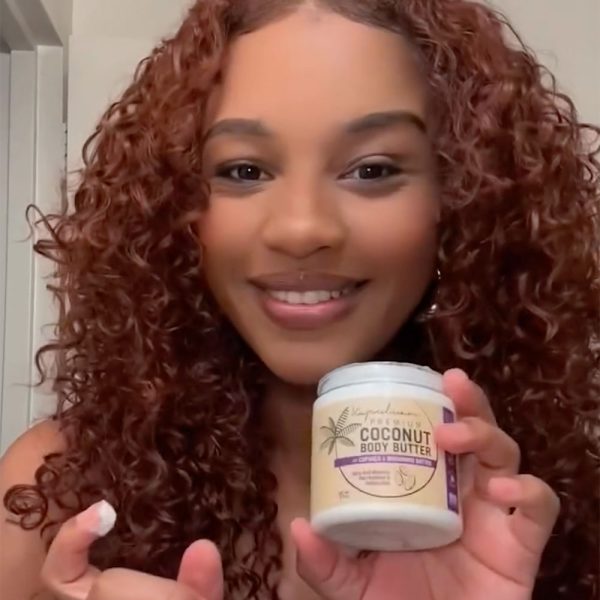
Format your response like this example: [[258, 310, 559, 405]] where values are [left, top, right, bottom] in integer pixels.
[[310, 362, 463, 552]]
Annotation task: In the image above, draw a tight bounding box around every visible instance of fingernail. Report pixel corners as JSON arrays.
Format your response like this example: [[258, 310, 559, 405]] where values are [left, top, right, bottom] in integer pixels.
[[76, 500, 117, 536], [446, 368, 468, 381]]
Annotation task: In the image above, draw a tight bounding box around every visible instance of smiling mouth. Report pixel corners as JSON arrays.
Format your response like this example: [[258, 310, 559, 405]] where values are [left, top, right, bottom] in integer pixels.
[[265, 282, 362, 305], [259, 285, 365, 330]]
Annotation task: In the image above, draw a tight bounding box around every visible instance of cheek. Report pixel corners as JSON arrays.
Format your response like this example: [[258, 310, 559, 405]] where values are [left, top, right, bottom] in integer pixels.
[[199, 199, 257, 254], [197, 205, 253, 297], [376, 222, 436, 270], [350, 201, 438, 278]]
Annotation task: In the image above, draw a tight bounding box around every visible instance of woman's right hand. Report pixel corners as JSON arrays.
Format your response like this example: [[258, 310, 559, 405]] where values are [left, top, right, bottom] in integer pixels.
[[41, 501, 224, 600]]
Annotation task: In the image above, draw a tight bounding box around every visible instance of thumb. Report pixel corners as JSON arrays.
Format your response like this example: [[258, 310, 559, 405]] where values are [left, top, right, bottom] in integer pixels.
[[177, 540, 224, 600], [290, 518, 369, 600], [41, 500, 116, 598]]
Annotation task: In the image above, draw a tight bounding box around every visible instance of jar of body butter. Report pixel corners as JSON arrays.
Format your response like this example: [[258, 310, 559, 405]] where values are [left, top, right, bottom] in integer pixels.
[[310, 362, 462, 551]]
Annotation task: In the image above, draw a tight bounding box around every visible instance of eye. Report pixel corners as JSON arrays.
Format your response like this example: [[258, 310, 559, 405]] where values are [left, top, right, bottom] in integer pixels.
[[342, 162, 403, 181], [215, 162, 271, 182]]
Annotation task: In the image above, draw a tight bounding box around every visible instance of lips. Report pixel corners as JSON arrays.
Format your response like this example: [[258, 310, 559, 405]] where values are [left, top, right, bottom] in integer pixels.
[[249, 271, 368, 330]]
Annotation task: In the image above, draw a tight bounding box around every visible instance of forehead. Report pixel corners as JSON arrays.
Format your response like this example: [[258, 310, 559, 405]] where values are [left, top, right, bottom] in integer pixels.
[[205, 7, 427, 132]]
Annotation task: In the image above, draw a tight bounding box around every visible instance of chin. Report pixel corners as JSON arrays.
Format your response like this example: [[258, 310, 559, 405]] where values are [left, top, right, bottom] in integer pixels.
[[258, 346, 374, 388], [268, 363, 334, 387]]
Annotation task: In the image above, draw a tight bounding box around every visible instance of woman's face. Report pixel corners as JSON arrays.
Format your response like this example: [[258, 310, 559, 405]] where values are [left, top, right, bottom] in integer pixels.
[[200, 7, 439, 385]]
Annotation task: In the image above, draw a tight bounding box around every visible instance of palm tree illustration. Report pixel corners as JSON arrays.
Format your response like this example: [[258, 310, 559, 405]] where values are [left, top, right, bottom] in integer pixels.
[[320, 407, 361, 455]]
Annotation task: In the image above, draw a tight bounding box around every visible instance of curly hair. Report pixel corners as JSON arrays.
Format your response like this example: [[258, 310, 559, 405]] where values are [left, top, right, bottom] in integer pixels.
[[5, 0, 599, 598]]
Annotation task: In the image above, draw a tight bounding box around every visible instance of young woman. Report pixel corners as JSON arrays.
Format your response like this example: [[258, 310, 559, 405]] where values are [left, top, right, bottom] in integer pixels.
[[1, 1, 598, 599]]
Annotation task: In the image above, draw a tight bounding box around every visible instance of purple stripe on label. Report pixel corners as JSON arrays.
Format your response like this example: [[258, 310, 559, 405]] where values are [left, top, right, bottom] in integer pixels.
[[443, 407, 460, 513], [334, 454, 437, 468], [443, 407, 455, 424]]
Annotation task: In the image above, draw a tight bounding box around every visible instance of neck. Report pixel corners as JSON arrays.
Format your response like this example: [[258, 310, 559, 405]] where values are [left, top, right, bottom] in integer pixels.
[[261, 377, 316, 489]]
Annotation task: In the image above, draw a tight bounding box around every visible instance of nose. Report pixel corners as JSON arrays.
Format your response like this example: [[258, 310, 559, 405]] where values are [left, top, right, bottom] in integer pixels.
[[261, 180, 346, 259]]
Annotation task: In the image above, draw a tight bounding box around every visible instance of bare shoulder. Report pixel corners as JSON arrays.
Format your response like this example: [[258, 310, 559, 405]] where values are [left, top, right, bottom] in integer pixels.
[[0, 420, 66, 600], [4, 417, 64, 457], [1, 419, 66, 494]]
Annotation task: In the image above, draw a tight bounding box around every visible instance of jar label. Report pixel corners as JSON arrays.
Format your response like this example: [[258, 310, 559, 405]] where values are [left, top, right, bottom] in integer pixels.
[[311, 397, 459, 514]]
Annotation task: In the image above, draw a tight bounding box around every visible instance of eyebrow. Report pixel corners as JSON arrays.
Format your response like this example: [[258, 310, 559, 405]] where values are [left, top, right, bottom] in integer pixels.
[[203, 110, 427, 142]]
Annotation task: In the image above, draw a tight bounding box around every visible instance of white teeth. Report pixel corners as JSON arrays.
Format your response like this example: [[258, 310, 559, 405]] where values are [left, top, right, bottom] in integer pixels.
[[288, 291, 303, 304], [270, 290, 290, 302], [267, 287, 356, 305]]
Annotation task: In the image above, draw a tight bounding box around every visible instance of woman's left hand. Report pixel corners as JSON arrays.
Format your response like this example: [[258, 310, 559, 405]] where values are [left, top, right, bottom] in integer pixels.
[[291, 369, 560, 600]]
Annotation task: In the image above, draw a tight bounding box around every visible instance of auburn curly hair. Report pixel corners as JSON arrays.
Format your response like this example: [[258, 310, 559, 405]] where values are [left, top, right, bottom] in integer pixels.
[[5, 0, 599, 598]]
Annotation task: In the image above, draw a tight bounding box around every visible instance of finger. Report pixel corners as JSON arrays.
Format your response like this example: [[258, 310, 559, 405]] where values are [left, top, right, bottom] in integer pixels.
[[177, 540, 224, 600], [87, 568, 202, 600], [42, 500, 116, 599], [488, 475, 560, 554], [443, 369, 496, 424], [435, 417, 520, 493], [290, 518, 369, 600]]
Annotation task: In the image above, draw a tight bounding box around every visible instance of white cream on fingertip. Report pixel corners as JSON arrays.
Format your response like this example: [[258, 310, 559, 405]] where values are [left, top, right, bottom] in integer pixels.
[[95, 500, 117, 536], [77, 500, 117, 536]]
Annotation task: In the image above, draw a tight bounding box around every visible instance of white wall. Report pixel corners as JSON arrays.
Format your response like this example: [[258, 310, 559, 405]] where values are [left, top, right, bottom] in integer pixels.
[[489, 0, 600, 124], [40, 0, 72, 46], [67, 35, 158, 171], [0, 52, 9, 455], [66, 0, 192, 171], [72, 0, 191, 39], [38, 0, 72, 120]]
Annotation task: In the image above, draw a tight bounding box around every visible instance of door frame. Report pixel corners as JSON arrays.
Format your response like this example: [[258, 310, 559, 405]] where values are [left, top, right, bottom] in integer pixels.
[[0, 0, 66, 454]]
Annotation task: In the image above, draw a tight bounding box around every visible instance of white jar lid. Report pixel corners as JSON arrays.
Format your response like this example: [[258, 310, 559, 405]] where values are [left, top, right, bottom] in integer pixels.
[[318, 361, 444, 396]]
